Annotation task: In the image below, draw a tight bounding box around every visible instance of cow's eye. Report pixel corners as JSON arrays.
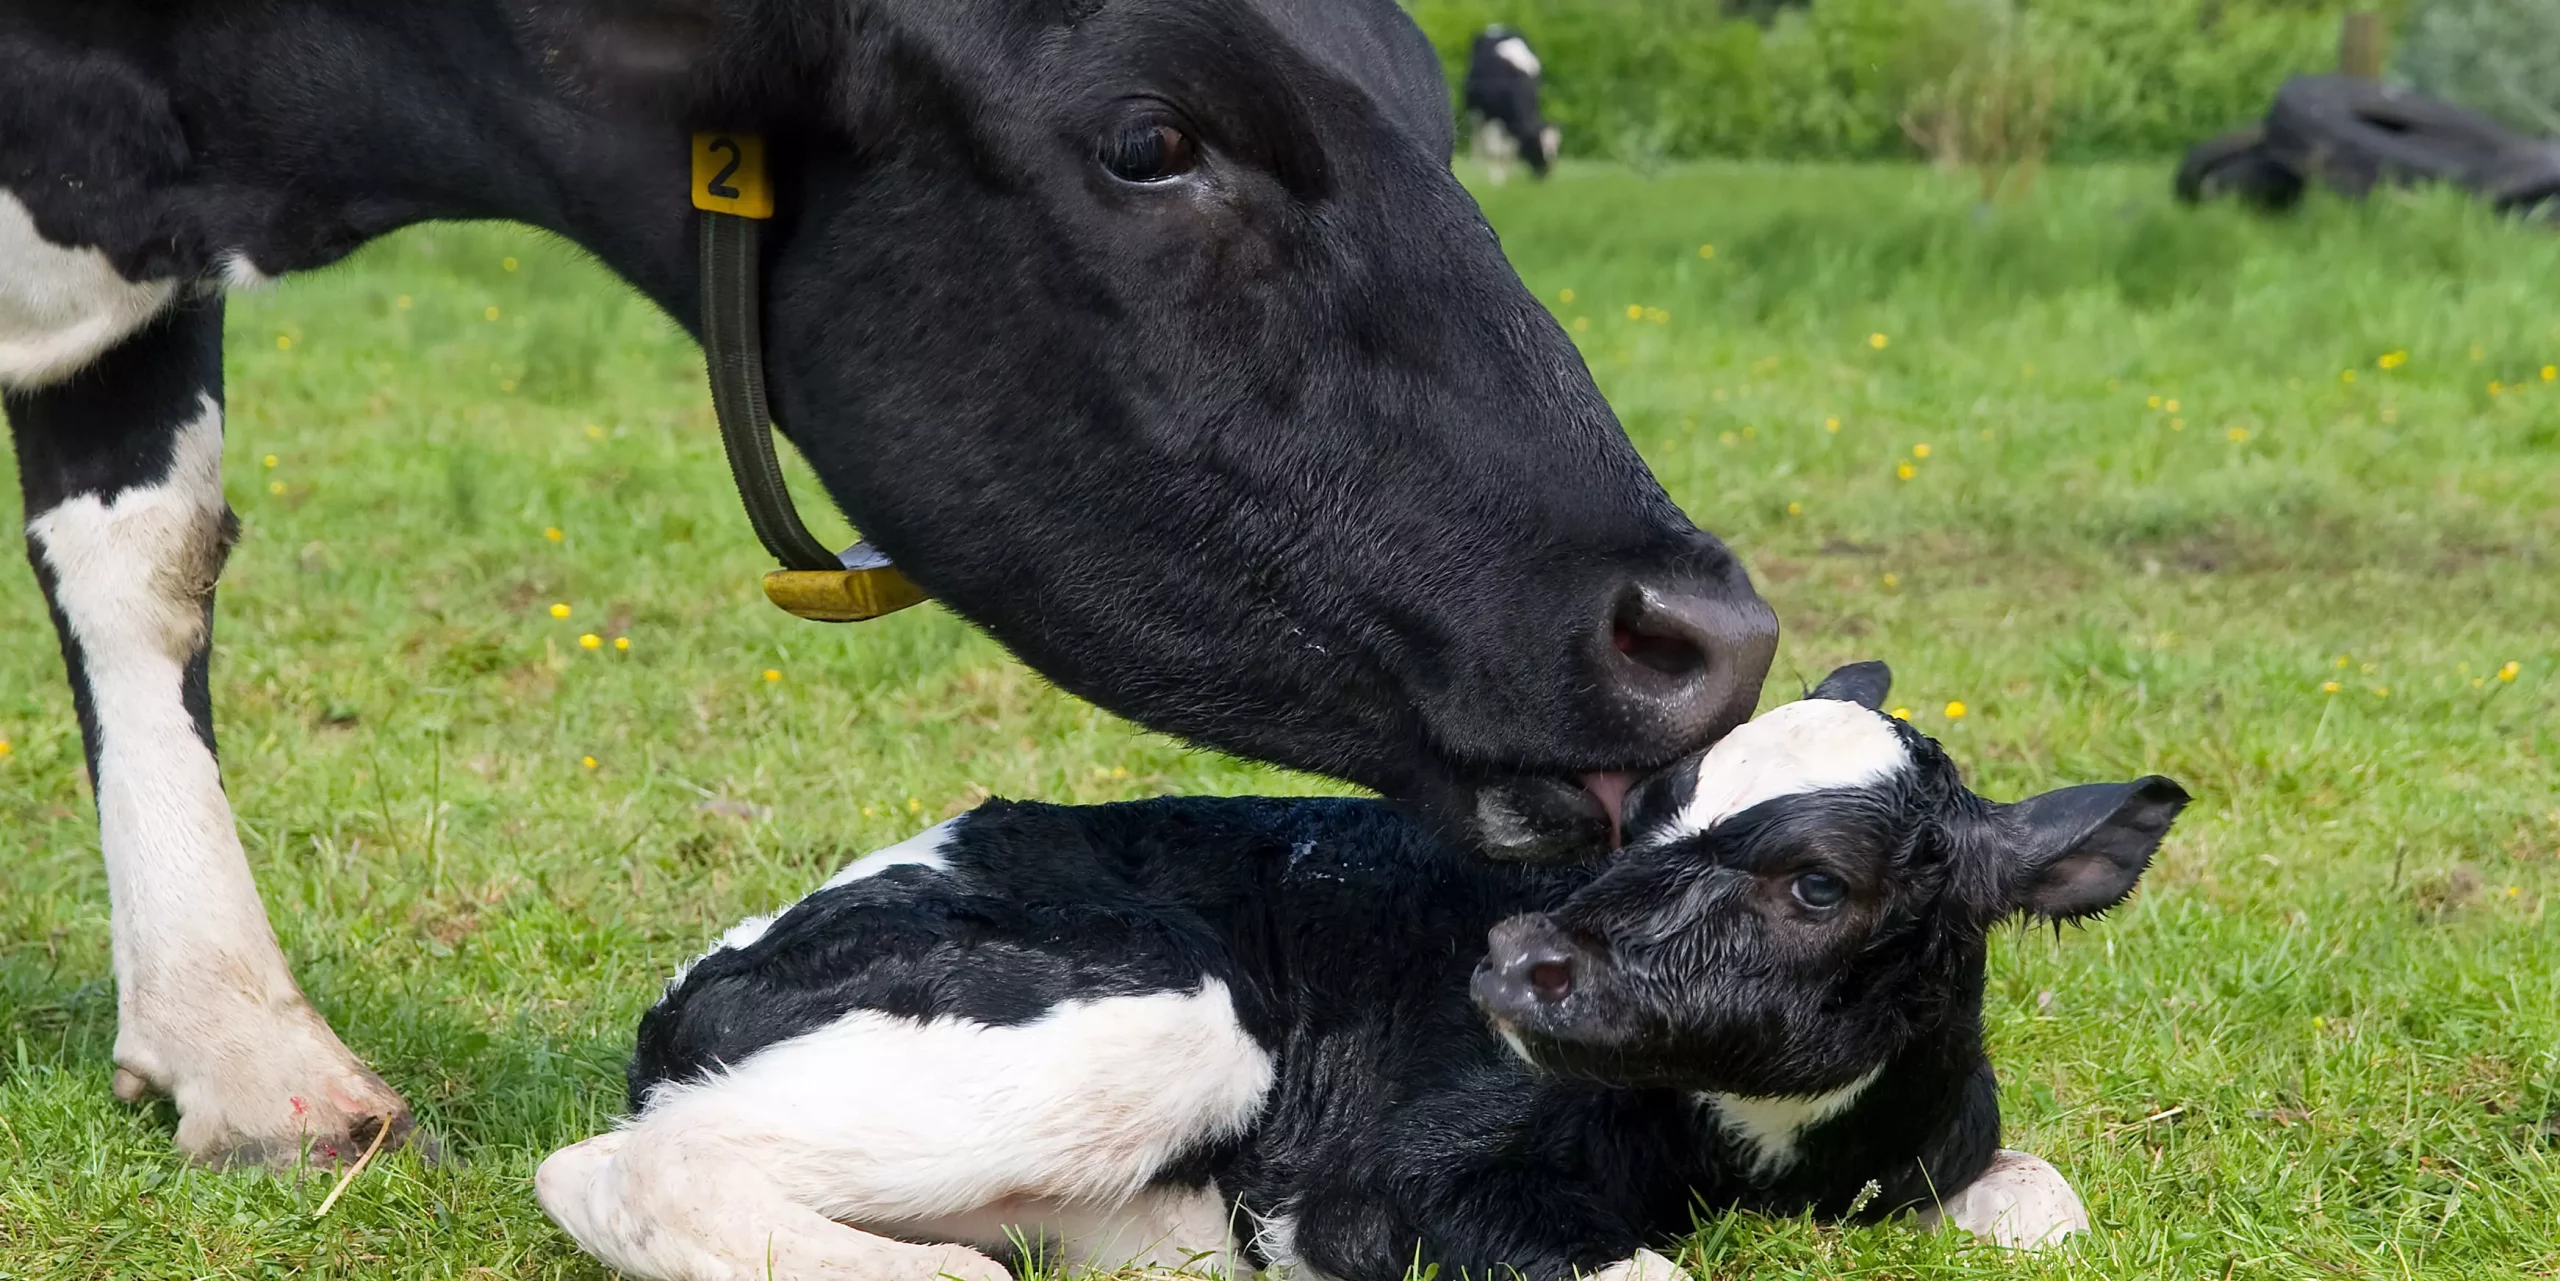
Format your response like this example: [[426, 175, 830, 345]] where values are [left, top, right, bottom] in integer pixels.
[[1100, 120, 1197, 184], [1791, 871, 1848, 911]]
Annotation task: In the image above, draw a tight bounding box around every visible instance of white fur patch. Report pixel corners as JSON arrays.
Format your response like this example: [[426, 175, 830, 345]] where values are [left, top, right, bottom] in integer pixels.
[[1248, 1212, 1343, 1281], [219, 251, 274, 291], [1700, 1064, 1884, 1177], [548, 984, 1271, 1281], [0, 192, 177, 389], [1493, 36, 1542, 78], [1659, 699, 1911, 842], [1916, 1149, 2089, 1250], [669, 819, 965, 987], [1583, 1249, 1691, 1281], [821, 817, 959, 889], [25, 396, 398, 1157]]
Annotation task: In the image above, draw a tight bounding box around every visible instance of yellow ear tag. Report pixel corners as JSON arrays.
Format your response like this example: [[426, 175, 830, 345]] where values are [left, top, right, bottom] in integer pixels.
[[692, 132, 775, 219]]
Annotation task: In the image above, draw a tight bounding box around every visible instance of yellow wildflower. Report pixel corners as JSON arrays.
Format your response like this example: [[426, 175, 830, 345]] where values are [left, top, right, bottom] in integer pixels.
[[579, 633, 602, 650], [2372, 686, 2390, 698], [614, 636, 631, 652], [1891, 707, 1912, 721], [1868, 333, 1889, 350], [503, 256, 520, 272], [1786, 501, 1804, 516], [549, 603, 571, 619], [2489, 381, 2505, 396], [267, 480, 285, 496], [544, 527, 564, 543], [0, 738, 12, 760], [395, 295, 413, 310], [2378, 351, 2406, 370], [2170, 418, 2186, 432], [1824, 417, 1841, 433], [1697, 244, 1715, 259], [1881, 572, 1901, 588], [2499, 661, 2521, 681], [1911, 443, 1931, 459], [1943, 700, 1968, 720], [1558, 288, 1575, 304], [907, 797, 923, 813], [585, 424, 606, 440], [1571, 316, 1589, 333], [581, 755, 598, 769], [2146, 395, 2163, 410], [764, 668, 783, 683], [1896, 462, 1916, 480], [2321, 681, 2341, 694], [1626, 304, 1644, 320], [263, 454, 279, 469], [2227, 426, 2249, 443], [484, 306, 501, 322], [2341, 370, 2358, 384], [2544, 365, 2557, 382], [2165, 398, 2181, 414]]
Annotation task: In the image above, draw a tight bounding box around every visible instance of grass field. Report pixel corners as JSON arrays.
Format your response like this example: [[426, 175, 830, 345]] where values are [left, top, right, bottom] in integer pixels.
[[3, 161, 2558, 1279]]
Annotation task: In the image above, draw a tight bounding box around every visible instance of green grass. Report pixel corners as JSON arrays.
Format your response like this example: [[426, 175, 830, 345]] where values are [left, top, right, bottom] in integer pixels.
[[3, 162, 2557, 1278]]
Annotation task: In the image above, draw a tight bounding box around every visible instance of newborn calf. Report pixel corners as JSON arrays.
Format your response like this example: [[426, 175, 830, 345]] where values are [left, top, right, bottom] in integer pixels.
[[539, 663, 2186, 1281]]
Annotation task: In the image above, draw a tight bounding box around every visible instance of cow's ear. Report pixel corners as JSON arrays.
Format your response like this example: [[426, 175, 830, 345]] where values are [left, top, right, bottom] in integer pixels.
[[1808, 661, 1892, 711], [1998, 776, 2189, 921]]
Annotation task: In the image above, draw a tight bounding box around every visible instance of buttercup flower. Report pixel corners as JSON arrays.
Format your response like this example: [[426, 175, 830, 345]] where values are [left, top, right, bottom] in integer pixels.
[[550, 603, 571, 619], [579, 633, 602, 650], [1943, 701, 1967, 720]]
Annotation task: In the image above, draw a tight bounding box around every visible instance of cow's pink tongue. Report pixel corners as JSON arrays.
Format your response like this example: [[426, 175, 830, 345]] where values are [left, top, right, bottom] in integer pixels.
[[1581, 771, 1636, 850]]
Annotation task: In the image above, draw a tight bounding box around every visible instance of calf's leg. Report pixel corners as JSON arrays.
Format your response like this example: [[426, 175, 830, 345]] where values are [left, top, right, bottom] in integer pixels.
[[6, 299, 411, 1165]]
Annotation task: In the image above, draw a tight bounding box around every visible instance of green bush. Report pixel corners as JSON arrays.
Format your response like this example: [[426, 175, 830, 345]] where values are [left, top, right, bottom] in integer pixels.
[[2399, 0, 2560, 136], [1407, 0, 2368, 161]]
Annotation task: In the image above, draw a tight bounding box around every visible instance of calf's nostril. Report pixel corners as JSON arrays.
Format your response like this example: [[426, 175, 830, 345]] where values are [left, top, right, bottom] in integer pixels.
[[1526, 959, 1574, 1002]]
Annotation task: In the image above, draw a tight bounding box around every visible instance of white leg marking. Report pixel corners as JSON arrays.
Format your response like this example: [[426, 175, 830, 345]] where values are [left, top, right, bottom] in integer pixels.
[[1699, 1064, 1884, 1178], [1657, 700, 1914, 844], [1916, 1149, 2089, 1250], [0, 193, 178, 390], [545, 984, 1273, 1281], [1583, 1249, 1691, 1281], [27, 395, 401, 1162], [902, 1182, 1239, 1275], [218, 251, 275, 291]]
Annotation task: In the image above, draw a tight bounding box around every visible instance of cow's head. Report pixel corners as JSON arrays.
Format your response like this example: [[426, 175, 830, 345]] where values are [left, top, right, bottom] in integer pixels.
[[519, 0, 1776, 859], [1473, 660, 2186, 1101]]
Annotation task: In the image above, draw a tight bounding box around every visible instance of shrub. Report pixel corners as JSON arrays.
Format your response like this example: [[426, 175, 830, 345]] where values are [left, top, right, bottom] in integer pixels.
[[1408, 0, 2368, 162], [2398, 0, 2560, 136]]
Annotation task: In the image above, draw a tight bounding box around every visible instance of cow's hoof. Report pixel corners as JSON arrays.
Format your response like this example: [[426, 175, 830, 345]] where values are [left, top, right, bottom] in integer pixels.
[[1916, 1148, 2089, 1250], [112, 996, 420, 1170]]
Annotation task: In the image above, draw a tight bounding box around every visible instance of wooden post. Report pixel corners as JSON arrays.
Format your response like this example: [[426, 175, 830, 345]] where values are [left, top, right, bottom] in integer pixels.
[[2339, 11, 2386, 79]]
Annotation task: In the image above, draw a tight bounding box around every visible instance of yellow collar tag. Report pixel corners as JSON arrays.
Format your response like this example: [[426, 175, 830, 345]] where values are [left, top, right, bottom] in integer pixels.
[[692, 132, 775, 219]]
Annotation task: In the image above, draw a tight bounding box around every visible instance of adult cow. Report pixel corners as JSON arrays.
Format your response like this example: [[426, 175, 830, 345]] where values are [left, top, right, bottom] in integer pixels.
[[0, 0, 1778, 1168]]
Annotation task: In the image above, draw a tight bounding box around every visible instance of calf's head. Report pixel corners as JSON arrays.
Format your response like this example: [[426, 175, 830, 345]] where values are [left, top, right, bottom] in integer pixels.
[[523, 0, 1776, 858], [1473, 661, 2188, 1098]]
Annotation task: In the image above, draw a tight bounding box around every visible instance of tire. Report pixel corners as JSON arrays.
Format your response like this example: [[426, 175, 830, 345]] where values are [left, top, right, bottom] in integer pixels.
[[2264, 75, 2522, 199], [2175, 125, 2307, 211], [2486, 143, 2560, 221]]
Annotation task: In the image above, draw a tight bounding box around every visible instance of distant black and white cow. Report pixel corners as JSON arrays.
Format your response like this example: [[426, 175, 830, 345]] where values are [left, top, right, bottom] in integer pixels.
[[2, 1, 1778, 1164], [1464, 25, 1558, 181], [538, 663, 2188, 1281]]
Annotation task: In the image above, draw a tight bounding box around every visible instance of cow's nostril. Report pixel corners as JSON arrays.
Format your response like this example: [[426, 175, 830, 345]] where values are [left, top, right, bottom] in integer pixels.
[[1526, 959, 1575, 1002], [1610, 597, 1709, 680]]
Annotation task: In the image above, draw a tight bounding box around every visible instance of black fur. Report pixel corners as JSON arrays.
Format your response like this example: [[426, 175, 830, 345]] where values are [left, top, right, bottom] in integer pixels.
[[1, 0, 1777, 853], [631, 669, 2189, 1281]]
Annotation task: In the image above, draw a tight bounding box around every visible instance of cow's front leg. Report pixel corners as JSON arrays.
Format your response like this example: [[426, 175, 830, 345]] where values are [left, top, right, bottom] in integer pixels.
[[7, 298, 412, 1166]]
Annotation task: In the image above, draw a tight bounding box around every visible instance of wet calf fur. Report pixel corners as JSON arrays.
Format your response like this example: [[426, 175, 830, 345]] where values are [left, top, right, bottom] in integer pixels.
[[542, 664, 2187, 1281]]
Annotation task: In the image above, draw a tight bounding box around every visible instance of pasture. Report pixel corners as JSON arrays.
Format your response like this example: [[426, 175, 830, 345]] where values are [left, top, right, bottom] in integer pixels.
[[2, 162, 2557, 1278]]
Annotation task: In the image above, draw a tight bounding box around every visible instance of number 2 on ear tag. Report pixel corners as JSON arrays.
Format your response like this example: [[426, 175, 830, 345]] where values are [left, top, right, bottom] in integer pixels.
[[692, 133, 774, 219]]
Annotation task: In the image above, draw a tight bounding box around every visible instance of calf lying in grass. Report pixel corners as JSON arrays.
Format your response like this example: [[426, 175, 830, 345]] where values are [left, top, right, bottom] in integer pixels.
[[539, 663, 2187, 1281]]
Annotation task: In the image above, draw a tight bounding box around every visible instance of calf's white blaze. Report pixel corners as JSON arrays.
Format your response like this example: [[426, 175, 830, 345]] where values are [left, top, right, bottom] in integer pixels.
[[1661, 699, 1910, 840], [0, 193, 177, 389], [1698, 1063, 1884, 1178], [821, 816, 960, 889], [545, 983, 1271, 1281], [1493, 36, 1541, 77]]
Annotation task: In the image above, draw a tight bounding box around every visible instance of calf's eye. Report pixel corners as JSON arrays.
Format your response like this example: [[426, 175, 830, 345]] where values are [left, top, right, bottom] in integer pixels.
[[1100, 121, 1197, 184], [1791, 871, 1848, 910]]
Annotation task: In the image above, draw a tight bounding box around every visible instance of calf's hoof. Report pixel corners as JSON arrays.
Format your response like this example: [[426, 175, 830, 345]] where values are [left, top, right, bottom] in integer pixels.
[[1917, 1148, 2089, 1250], [1583, 1248, 1693, 1281]]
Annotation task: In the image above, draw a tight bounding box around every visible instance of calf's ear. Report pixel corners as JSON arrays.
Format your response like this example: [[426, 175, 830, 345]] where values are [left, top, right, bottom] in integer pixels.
[[1809, 661, 1892, 710], [2000, 776, 2189, 921]]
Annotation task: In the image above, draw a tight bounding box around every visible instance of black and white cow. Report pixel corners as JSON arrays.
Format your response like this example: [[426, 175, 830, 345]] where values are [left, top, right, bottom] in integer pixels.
[[1, 1, 1779, 1164], [1463, 26, 1558, 181], [537, 663, 2189, 1281]]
